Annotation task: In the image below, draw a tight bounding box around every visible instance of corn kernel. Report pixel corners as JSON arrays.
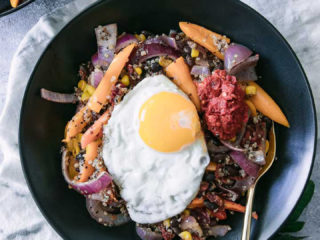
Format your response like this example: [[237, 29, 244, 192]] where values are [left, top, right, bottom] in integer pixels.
[[183, 210, 190, 216], [135, 67, 142, 75], [265, 140, 270, 153], [121, 75, 130, 86], [245, 86, 257, 96], [139, 34, 146, 42], [85, 85, 96, 96], [135, 34, 146, 42], [230, 136, 237, 142], [163, 219, 171, 228], [191, 48, 199, 58], [81, 91, 90, 101], [78, 80, 87, 91], [159, 56, 172, 67], [179, 231, 192, 240]]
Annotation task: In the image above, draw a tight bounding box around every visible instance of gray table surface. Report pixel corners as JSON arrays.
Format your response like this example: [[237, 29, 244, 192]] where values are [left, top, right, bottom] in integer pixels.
[[0, 0, 319, 239]]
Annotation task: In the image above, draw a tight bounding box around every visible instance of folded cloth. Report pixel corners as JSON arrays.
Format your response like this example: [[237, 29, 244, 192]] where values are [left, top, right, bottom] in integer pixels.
[[0, 0, 319, 239], [0, 1, 97, 239]]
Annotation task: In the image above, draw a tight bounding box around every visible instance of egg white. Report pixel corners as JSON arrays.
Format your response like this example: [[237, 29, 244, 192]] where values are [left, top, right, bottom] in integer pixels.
[[103, 74, 209, 224]]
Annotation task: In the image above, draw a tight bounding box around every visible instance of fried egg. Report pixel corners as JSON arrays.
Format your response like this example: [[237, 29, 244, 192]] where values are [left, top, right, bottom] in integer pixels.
[[103, 74, 209, 224]]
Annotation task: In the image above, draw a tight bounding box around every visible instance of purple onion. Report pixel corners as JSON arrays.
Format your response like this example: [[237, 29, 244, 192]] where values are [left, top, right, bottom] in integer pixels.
[[131, 43, 180, 63], [116, 34, 138, 52], [207, 225, 231, 237], [229, 151, 260, 177], [207, 140, 229, 153], [40, 88, 77, 104], [235, 65, 258, 81], [191, 65, 210, 77], [224, 43, 253, 72], [86, 198, 131, 226], [220, 140, 245, 152], [145, 35, 178, 50], [62, 151, 112, 195], [229, 54, 259, 77], [231, 175, 256, 193], [91, 52, 109, 69], [89, 69, 104, 88], [136, 226, 162, 240], [95, 24, 117, 67], [181, 216, 203, 237]]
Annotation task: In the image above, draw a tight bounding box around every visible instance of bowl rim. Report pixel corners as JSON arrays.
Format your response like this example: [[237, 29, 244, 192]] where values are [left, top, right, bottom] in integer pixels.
[[18, 0, 318, 239]]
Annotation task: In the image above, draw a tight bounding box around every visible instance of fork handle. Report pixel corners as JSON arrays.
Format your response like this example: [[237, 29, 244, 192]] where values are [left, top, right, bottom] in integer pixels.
[[241, 184, 256, 240]]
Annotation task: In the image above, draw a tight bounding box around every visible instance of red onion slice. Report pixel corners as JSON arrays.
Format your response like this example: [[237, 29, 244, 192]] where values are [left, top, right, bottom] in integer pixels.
[[207, 225, 231, 237], [191, 65, 210, 77], [224, 43, 252, 72], [234, 66, 258, 81], [229, 54, 259, 77], [91, 52, 109, 69], [231, 175, 256, 193], [136, 226, 163, 240], [220, 140, 245, 152], [116, 33, 138, 52], [89, 69, 104, 88], [40, 88, 77, 104], [86, 198, 131, 226], [62, 151, 112, 195], [207, 140, 229, 153], [145, 35, 178, 49], [131, 43, 180, 63], [229, 151, 260, 177], [95, 24, 117, 67], [181, 216, 203, 237]]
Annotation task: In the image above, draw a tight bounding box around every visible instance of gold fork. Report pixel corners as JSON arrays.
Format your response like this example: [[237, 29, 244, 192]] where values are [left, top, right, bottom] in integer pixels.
[[241, 122, 276, 240]]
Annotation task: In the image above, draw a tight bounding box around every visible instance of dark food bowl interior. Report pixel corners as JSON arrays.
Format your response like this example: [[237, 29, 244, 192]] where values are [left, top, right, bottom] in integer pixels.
[[19, 0, 317, 239]]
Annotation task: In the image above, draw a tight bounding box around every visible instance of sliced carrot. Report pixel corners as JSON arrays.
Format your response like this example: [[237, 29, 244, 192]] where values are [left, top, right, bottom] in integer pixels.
[[210, 210, 227, 220], [65, 107, 91, 142], [224, 200, 258, 220], [188, 197, 204, 209], [78, 140, 101, 182], [206, 162, 217, 171], [165, 57, 201, 111], [179, 22, 230, 60], [248, 81, 289, 127], [87, 43, 136, 113], [245, 99, 257, 117], [10, 0, 20, 8], [81, 110, 111, 149]]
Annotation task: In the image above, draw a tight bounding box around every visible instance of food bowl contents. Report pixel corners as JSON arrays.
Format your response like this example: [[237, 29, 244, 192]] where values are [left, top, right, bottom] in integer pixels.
[[41, 22, 289, 239]]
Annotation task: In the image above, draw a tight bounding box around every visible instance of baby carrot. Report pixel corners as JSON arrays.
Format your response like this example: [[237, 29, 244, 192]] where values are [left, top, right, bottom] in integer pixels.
[[78, 140, 101, 182], [179, 22, 230, 60], [248, 81, 289, 127], [81, 110, 111, 149], [165, 57, 201, 111], [65, 107, 91, 142], [87, 43, 136, 113]]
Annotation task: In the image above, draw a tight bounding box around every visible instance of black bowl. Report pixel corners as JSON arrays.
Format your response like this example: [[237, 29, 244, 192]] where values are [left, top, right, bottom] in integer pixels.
[[19, 0, 317, 239]]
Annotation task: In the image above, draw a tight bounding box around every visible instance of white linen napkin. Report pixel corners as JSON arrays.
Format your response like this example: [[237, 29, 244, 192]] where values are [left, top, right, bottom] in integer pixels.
[[0, 0, 319, 239]]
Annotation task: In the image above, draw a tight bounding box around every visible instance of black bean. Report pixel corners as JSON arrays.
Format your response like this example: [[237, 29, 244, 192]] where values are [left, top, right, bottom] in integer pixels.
[[204, 200, 219, 210], [204, 173, 215, 182], [150, 62, 162, 72]]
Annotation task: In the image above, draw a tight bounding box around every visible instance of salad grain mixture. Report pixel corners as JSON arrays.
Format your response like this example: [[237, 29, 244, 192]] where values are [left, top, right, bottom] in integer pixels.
[[41, 22, 289, 240]]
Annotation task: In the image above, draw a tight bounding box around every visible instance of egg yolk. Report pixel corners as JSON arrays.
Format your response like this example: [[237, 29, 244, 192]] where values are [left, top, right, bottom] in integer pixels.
[[139, 91, 201, 152]]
